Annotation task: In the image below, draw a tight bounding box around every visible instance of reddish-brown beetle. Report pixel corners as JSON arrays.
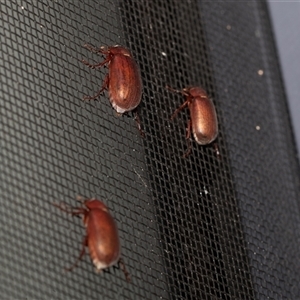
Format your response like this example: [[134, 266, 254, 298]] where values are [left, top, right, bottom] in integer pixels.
[[82, 44, 143, 134], [167, 86, 219, 157], [54, 197, 130, 282]]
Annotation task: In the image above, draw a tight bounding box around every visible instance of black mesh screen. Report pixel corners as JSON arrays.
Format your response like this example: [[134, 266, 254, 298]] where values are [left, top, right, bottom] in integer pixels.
[[1, 1, 300, 299]]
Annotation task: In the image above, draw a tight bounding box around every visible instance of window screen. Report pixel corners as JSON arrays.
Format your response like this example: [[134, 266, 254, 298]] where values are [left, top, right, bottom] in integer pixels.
[[0, 1, 299, 299]]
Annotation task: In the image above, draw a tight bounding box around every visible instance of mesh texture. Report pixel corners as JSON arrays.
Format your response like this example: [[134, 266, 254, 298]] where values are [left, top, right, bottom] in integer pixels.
[[0, 1, 299, 299]]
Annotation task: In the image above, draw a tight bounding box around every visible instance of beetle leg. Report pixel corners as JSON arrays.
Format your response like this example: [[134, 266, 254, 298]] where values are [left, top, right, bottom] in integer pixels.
[[118, 258, 131, 282], [53, 202, 71, 213], [83, 44, 102, 54], [83, 75, 109, 101], [170, 100, 189, 120], [83, 44, 110, 56], [65, 235, 88, 272], [81, 57, 109, 69], [183, 119, 192, 158], [166, 85, 190, 97], [76, 195, 86, 203], [53, 202, 86, 216], [70, 208, 86, 217], [133, 110, 145, 137]]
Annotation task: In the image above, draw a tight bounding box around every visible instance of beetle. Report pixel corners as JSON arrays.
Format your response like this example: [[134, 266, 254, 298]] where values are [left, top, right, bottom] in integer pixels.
[[82, 44, 143, 135], [166, 86, 219, 157], [54, 197, 130, 282]]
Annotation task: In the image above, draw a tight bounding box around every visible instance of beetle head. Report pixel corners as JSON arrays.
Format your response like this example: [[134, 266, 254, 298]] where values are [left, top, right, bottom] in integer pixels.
[[84, 199, 109, 212], [109, 45, 132, 57]]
